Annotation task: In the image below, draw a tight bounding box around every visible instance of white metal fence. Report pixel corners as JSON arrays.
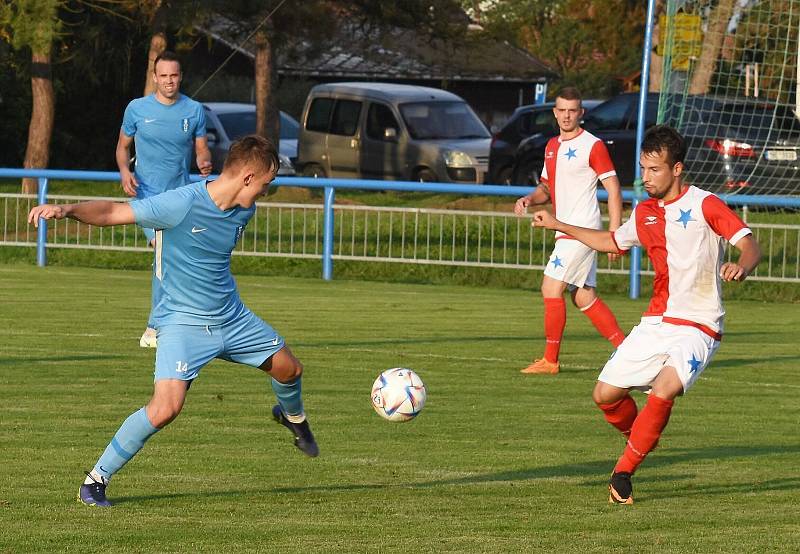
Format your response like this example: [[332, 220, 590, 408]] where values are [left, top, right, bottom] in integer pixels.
[[2, 193, 798, 282]]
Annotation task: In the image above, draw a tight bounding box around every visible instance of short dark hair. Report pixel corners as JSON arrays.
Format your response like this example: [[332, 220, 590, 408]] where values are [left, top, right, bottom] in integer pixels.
[[153, 51, 181, 72], [224, 134, 279, 176], [556, 86, 582, 103], [641, 125, 687, 166]]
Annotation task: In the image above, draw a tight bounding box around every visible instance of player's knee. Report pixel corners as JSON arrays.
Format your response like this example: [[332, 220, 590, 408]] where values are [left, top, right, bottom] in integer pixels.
[[271, 355, 303, 382], [148, 405, 181, 429], [592, 382, 623, 406], [592, 388, 607, 407], [285, 358, 303, 381], [147, 401, 183, 428]]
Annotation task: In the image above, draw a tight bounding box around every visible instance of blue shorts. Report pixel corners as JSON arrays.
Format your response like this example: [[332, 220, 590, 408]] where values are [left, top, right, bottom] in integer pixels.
[[154, 309, 285, 381]]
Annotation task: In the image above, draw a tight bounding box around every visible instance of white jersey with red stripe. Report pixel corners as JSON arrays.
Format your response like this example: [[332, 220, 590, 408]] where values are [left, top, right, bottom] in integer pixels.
[[612, 185, 751, 336], [540, 129, 616, 239]]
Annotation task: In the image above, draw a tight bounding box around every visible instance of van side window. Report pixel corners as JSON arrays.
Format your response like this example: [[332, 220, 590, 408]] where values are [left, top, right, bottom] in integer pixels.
[[330, 100, 362, 136], [306, 98, 334, 132], [366, 103, 399, 141]]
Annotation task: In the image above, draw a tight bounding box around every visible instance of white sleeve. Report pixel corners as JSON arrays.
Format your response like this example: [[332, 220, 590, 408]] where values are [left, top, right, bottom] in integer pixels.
[[612, 209, 640, 252]]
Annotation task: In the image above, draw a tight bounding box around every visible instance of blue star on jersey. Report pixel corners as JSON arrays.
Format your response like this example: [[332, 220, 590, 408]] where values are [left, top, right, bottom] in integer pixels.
[[688, 354, 702, 374], [565, 147, 578, 160], [676, 208, 695, 229], [550, 255, 564, 268]]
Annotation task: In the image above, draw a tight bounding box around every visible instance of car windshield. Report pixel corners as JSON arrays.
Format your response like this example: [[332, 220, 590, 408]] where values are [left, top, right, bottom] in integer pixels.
[[399, 101, 490, 140], [217, 111, 299, 140]]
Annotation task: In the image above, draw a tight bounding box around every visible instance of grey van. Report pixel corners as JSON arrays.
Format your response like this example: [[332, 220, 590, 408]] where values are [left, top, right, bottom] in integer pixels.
[[297, 82, 491, 183]]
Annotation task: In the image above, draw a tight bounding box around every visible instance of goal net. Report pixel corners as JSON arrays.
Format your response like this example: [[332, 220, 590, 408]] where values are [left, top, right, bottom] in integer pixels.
[[657, 0, 800, 196]]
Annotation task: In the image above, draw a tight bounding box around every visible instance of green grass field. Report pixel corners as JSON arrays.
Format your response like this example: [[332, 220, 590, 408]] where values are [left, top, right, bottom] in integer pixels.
[[1, 264, 798, 553]]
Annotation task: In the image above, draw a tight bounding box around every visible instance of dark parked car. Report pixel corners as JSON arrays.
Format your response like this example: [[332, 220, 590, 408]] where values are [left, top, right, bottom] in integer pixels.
[[510, 92, 800, 195], [487, 100, 601, 184], [203, 103, 300, 176], [511, 93, 657, 188]]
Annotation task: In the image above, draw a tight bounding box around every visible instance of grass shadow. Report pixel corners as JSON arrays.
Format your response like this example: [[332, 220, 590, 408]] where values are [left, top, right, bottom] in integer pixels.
[[108, 444, 800, 505]]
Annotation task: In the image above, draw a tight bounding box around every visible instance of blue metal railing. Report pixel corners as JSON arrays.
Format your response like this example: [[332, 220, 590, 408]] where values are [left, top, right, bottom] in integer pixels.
[[2, 168, 800, 287]]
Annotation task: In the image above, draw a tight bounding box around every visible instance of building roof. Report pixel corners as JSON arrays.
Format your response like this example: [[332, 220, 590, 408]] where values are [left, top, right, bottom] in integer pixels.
[[199, 17, 557, 84]]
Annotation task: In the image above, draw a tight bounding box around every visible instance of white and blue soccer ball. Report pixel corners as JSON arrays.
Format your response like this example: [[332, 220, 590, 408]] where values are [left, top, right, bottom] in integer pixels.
[[371, 368, 427, 422]]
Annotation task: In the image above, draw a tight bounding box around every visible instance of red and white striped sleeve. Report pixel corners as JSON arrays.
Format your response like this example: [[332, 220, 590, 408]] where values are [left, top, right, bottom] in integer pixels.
[[588, 140, 617, 181], [612, 208, 639, 253], [701, 195, 752, 245]]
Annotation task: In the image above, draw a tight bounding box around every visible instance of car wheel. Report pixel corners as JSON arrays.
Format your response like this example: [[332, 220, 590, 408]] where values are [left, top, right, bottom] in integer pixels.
[[302, 164, 327, 178], [414, 169, 437, 182], [497, 167, 513, 185], [511, 161, 540, 186]]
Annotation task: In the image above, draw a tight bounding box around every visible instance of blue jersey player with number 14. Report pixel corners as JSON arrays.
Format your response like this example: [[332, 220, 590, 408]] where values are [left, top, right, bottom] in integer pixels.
[[29, 135, 317, 508]]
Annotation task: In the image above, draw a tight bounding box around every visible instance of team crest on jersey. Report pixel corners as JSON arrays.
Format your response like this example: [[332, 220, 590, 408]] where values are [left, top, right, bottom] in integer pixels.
[[182, 118, 189, 133]]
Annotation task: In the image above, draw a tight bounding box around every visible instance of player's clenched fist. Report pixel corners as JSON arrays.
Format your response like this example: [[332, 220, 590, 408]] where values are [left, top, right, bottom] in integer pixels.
[[719, 262, 748, 282], [531, 209, 558, 230], [28, 204, 67, 227], [514, 196, 530, 216]]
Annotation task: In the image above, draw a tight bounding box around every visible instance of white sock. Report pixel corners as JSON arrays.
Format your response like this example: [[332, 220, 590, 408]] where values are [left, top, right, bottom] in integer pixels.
[[83, 469, 109, 485], [285, 412, 306, 424]]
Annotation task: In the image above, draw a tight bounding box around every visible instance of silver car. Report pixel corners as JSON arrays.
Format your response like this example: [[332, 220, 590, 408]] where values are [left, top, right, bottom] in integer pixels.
[[297, 82, 491, 183], [202, 102, 299, 176]]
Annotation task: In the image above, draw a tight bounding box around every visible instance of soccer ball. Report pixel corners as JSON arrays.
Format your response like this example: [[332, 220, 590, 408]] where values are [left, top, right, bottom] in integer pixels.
[[370, 368, 427, 422]]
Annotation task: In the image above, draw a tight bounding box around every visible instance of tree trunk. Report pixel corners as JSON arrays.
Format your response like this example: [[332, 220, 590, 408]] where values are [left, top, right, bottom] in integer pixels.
[[254, 28, 279, 150], [143, 31, 168, 96], [648, 0, 664, 92], [22, 48, 55, 194], [688, 0, 736, 95]]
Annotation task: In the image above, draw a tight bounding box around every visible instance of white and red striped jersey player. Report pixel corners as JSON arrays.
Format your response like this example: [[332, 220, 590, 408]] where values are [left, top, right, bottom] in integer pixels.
[[540, 130, 617, 239], [612, 185, 751, 338], [600, 185, 752, 392]]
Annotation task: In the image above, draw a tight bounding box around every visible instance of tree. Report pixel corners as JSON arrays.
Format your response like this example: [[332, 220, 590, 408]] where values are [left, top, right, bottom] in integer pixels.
[[688, 0, 736, 94], [1, 0, 60, 194], [466, 0, 646, 98], [140, 0, 168, 96]]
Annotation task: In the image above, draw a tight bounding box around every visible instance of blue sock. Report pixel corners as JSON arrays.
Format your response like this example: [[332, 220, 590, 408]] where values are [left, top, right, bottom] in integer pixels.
[[271, 376, 304, 418], [93, 407, 159, 480]]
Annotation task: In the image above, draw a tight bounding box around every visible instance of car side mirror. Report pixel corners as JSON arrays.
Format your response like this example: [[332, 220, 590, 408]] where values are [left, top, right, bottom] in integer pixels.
[[206, 131, 218, 145], [383, 127, 398, 141]]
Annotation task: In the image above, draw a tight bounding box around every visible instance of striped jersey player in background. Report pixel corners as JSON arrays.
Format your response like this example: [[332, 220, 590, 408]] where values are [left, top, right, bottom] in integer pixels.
[[530, 125, 761, 504], [515, 86, 626, 375]]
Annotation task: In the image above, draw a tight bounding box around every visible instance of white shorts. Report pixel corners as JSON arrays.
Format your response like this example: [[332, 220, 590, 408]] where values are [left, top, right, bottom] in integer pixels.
[[543, 239, 597, 289], [598, 317, 720, 393]]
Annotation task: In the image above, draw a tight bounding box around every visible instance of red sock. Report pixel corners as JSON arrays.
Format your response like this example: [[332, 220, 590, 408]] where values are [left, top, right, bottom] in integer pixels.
[[614, 395, 674, 474], [543, 297, 566, 362], [598, 394, 638, 437], [582, 298, 625, 347]]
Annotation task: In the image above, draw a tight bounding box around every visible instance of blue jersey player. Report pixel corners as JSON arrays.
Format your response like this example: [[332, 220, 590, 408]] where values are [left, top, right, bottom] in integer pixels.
[[30, 136, 317, 508], [115, 51, 212, 348]]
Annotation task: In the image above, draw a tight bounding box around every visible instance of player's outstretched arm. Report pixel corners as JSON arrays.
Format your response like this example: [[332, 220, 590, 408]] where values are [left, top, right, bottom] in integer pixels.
[[28, 201, 136, 228], [531, 209, 620, 254], [720, 234, 761, 282]]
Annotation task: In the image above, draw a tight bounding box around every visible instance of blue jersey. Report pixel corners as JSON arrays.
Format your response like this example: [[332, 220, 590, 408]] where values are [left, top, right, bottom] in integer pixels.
[[121, 94, 206, 197], [129, 181, 254, 327]]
